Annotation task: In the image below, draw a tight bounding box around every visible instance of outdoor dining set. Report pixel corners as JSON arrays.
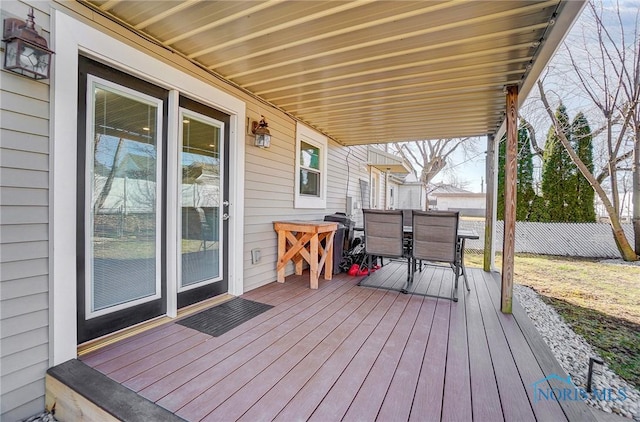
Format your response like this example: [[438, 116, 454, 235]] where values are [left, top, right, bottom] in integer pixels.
[[357, 209, 477, 302]]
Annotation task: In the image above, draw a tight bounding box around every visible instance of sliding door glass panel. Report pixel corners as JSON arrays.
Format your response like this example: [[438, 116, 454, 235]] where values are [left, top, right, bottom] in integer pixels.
[[86, 76, 162, 317], [179, 110, 223, 289]]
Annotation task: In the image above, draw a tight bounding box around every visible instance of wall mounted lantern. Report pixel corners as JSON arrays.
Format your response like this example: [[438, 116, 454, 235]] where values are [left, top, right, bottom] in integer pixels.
[[3, 8, 54, 80], [251, 115, 271, 148]]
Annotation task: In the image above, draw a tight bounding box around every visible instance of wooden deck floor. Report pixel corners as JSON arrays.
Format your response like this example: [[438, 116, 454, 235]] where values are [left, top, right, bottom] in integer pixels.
[[79, 262, 594, 421]]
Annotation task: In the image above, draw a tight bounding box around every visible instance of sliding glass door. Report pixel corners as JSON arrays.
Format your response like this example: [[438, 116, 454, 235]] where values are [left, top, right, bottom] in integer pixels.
[[177, 97, 229, 308], [77, 58, 230, 342], [77, 57, 168, 343]]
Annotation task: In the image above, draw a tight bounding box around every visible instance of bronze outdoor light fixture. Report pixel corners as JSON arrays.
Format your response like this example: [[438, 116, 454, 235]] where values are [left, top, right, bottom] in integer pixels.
[[252, 115, 271, 148], [3, 8, 54, 80]]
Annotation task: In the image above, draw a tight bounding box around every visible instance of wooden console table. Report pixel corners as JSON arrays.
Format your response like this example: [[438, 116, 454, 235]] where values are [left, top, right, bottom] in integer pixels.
[[273, 220, 338, 289]]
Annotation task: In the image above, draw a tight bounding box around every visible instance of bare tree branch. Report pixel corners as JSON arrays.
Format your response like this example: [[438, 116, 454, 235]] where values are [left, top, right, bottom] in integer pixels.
[[520, 117, 544, 157], [596, 149, 634, 183], [392, 138, 472, 202], [538, 79, 637, 260]]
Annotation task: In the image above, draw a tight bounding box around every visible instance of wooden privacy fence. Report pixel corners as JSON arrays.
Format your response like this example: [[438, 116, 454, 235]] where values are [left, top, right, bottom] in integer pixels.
[[459, 220, 636, 259]]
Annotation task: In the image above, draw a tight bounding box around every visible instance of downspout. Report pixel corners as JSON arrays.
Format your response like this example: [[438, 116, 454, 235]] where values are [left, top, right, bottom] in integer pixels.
[[385, 169, 390, 209]]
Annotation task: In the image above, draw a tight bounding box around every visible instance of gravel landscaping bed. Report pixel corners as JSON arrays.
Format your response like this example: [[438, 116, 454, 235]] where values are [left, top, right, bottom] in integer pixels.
[[515, 284, 640, 420]]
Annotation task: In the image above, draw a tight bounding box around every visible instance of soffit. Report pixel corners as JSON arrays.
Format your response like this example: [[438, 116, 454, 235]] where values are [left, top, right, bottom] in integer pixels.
[[79, 0, 585, 146], [367, 147, 411, 174]]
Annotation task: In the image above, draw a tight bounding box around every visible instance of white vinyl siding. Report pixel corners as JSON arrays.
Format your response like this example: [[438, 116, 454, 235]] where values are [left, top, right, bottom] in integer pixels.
[[434, 193, 487, 214], [243, 112, 370, 289], [399, 184, 426, 210], [0, 2, 51, 420], [387, 181, 399, 210], [327, 144, 368, 227]]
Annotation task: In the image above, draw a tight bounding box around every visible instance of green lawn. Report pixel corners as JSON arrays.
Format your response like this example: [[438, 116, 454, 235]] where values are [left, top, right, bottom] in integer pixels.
[[93, 239, 216, 259], [465, 252, 640, 388]]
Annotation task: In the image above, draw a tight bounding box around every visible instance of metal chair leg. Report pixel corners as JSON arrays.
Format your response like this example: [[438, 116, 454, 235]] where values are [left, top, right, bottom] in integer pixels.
[[462, 266, 471, 291], [457, 238, 471, 291]]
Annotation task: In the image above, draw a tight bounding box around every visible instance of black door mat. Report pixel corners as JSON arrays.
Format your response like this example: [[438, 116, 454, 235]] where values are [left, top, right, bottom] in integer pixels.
[[177, 297, 273, 337]]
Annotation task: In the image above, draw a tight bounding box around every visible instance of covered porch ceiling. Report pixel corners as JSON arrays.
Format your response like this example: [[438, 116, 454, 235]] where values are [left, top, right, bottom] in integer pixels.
[[79, 0, 585, 146]]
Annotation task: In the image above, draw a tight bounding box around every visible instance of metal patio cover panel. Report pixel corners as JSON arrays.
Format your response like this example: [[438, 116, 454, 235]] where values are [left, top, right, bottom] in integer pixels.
[[81, 0, 584, 146]]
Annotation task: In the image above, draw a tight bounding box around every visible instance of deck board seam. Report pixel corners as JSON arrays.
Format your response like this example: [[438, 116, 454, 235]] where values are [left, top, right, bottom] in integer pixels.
[[271, 289, 396, 421], [407, 274, 445, 420], [409, 271, 449, 419], [82, 324, 187, 367], [466, 268, 505, 422], [486, 271, 596, 422], [111, 331, 212, 384], [374, 293, 427, 421], [329, 293, 412, 420], [472, 268, 537, 421], [98, 327, 204, 376], [481, 268, 568, 421], [343, 291, 425, 420], [135, 279, 360, 403], [223, 286, 381, 421], [306, 291, 410, 421], [206, 286, 378, 420], [236, 285, 382, 421], [438, 271, 458, 422], [434, 274, 455, 422], [169, 281, 369, 418]]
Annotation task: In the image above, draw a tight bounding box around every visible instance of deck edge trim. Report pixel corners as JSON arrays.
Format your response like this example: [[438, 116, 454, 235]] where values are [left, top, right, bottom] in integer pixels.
[[47, 359, 185, 422]]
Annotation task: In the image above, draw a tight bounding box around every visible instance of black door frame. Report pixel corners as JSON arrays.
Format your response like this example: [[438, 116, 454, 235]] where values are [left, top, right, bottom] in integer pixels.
[[176, 95, 230, 309], [77, 56, 169, 343], [77, 58, 233, 343]]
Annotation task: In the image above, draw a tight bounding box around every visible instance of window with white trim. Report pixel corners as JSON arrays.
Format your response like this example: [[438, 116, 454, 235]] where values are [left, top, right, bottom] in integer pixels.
[[294, 123, 327, 208]]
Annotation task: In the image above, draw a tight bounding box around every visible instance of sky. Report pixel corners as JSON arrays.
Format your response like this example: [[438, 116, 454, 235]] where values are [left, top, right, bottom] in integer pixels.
[[431, 137, 488, 193], [431, 0, 639, 194]]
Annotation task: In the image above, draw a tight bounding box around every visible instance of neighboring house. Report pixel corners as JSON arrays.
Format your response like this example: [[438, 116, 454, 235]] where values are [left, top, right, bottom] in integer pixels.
[[398, 173, 427, 210], [397, 180, 487, 217], [386, 174, 403, 210], [366, 146, 410, 210], [0, 1, 584, 420], [431, 184, 487, 217]]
